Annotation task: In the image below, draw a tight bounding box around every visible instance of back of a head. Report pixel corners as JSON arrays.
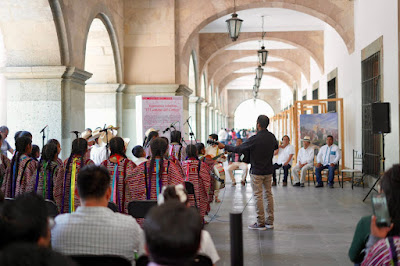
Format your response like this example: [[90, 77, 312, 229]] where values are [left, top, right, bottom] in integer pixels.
[[47, 139, 60, 146], [41, 143, 58, 162], [0, 193, 48, 247], [0, 242, 77, 266], [170, 130, 182, 143], [77, 165, 111, 201], [257, 115, 269, 129], [195, 143, 205, 154], [110, 137, 126, 157], [30, 145, 40, 158], [150, 138, 168, 158], [186, 144, 198, 158], [160, 136, 169, 146], [144, 202, 202, 266], [0, 126, 8, 133], [132, 145, 145, 158], [71, 138, 87, 156], [15, 136, 32, 154], [380, 164, 400, 235]]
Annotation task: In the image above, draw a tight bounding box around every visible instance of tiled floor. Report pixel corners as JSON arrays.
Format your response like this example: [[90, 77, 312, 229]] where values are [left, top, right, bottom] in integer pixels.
[[204, 172, 372, 266]]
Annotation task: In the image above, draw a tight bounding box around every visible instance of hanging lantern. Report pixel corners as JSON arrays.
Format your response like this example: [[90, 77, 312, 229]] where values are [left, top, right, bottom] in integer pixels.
[[254, 77, 261, 88], [253, 90, 258, 98], [226, 0, 243, 41], [258, 46, 268, 66], [255, 65, 263, 79]]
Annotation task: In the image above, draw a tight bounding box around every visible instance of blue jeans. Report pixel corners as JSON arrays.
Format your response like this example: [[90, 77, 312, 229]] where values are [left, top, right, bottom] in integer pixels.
[[315, 164, 337, 185], [272, 163, 291, 183]]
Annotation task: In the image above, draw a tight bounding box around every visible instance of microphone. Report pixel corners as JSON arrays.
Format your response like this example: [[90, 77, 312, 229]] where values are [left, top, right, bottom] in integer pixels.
[[162, 128, 170, 134], [70, 131, 80, 134], [183, 116, 191, 125], [40, 125, 48, 133]]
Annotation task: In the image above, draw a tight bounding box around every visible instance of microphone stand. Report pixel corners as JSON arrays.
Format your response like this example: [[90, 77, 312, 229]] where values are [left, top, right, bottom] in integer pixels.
[[185, 118, 197, 144], [40, 126, 47, 148]]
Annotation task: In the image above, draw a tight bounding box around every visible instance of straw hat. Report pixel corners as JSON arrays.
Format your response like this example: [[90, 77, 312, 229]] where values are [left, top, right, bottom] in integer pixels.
[[302, 136, 311, 142], [81, 130, 92, 140], [145, 128, 159, 137], [88, 129, 101, 142], [98, 128, 118, 147]]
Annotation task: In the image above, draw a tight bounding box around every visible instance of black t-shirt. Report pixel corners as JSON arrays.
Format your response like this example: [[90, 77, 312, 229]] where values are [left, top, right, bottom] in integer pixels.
[[224, 129, 278, 175]]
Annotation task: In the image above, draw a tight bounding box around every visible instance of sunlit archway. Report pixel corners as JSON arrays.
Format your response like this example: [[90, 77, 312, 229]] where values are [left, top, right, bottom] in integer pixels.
[[234, 99, 274, 130]]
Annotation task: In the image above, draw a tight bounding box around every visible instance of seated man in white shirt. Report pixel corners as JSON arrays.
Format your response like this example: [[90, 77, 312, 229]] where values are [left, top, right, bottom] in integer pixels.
[[51, 165, 144, 264], [272, 135, 295, 187], [292, 136, 314, 187], [227, 138, 249, 186], [315, 135, 341, 188]]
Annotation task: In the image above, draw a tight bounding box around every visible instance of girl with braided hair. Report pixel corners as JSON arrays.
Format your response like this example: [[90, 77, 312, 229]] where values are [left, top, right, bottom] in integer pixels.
[[125, 137, 184, 222], [0, 134, 11, 188], [1, 136, 38, 198], [181, 144, 211, 221], [101, 137, 136, 213], [31, 143, 65, 202], [54, 138, 94, 213], [47, 139, 63, 166], [169, 130, 186, 163]]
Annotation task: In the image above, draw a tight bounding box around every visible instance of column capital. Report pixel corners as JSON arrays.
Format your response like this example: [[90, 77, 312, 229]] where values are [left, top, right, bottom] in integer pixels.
[[63, 67, 93, 85], [176, 84, 193, 97]]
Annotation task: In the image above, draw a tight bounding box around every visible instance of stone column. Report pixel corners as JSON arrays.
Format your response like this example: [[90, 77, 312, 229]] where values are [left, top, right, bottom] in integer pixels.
[[209, 106, 214, 134], [201, 101, 208, 143], [189, 96, 198, 138], [2, 66, 92, 158], [196, 97, 204, 141]]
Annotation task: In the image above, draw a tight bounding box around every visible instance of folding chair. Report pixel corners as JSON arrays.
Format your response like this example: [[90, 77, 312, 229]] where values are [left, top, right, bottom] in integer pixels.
[[185, 181, 198, 209], [128, 200, 157, 219], [340, 149, 363, 189], [70, 255, 131, 266], [277, 167, 292, 185]]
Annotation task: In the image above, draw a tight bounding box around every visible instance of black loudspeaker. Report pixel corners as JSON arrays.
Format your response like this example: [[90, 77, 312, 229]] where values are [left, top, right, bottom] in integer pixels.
[[371, 102, 391, 134]]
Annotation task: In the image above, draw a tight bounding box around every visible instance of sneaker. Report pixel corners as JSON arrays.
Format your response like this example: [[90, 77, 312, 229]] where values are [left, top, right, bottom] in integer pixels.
[[232, 182, 236, 186], [315, 183, 324, 188], [272, 181, 277, 186], [283, 182, 287, 187], [300, 183, 305, 187], [241, 180, 246, 186], [328, 183, 334, 188], [293, 182, 300, 187], [265, 224, 274, 229], [248, 223, 267, 231]]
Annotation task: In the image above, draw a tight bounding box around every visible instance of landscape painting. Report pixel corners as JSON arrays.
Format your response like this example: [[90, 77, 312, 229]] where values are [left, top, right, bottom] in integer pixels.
[[300, 113, 339, 147]]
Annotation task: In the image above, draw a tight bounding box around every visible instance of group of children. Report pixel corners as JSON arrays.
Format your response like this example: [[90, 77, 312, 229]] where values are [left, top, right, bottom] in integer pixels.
[[0, 129, 226, 224]]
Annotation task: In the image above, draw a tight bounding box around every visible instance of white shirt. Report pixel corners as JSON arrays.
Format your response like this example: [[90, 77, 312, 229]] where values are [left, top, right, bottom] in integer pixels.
[[198, 230, 220, 264], [205, 146, 226, 162], [277, 144, 295, 165], [218, 130, 228, 141], [134, 157, 148, 166], [317, 144, 341, 165], [297, 146, 314, 165], [52, 206, 144, 265], [90, 143, 107, 165]]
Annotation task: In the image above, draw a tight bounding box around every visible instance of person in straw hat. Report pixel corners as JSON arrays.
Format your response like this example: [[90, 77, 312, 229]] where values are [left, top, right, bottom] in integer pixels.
[[89, 127, 112, 166], [291, 136, 315, 187]]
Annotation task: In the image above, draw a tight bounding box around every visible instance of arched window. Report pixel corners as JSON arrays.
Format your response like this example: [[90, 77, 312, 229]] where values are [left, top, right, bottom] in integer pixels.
[[234, 99, 274, 130]]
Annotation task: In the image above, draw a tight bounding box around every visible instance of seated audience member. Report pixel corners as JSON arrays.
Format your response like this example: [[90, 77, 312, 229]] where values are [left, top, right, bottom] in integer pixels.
[[0, 242, 76, 266], [144, 202, 203, 266], [51, 165, 144, 264], [33, 143, 65, 201], [181, 145, 211, 221], [0, 126, 14, 156], [158, 185, 220, 265], [315, 135, 341, 188], [0, 134, 11, 187], [126, 138, 184, 215], [272, 135, 295, 186], [292, 136, 314, 187], [348, 164, 400, 264], [205, 134, 226, 203], [0, 193, 51, 249], [30, 145, 40, 161], [101, 137, 136, 212], [54, 138, 94, 213], [132, 145, 148, 166], [1, 136, 38, 198], [227, 138, 249, 186]]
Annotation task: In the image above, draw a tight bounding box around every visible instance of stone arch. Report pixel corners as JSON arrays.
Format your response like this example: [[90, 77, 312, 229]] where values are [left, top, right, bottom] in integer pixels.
[[221, 73, 294, 92], [233, 99, 275, 129], [83, 13, 123, 84], [188, 50, 199, 96], [177, 0, 354, 84]]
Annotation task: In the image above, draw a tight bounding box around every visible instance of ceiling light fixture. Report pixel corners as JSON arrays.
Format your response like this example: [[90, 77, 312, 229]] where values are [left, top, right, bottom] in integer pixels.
[[226, 0, 243, 42], [258, 16, 268, 66]]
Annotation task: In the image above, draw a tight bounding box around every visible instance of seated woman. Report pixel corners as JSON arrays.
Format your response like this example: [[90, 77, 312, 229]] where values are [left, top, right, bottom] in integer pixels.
[[181, 144, 211, 221], [349, 164, 400, 264], [54, 138, 94, 213], [101, 137, 136, 213], [1, 136, 38, 198], [33, 143, 65, 201], [125, 137, 184, 218], [158, 185, 220, 265]]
